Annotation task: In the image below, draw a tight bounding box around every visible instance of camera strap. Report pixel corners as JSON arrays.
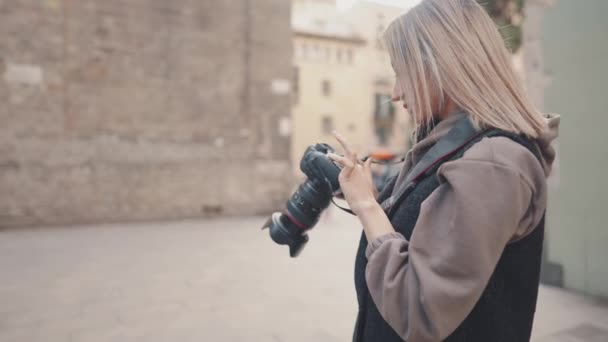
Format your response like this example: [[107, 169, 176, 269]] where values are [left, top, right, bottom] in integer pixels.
[[331, 197, 356, 215], [332, 116, 484, 217], [405, 115, 481, 184], [383, 115, 485, 217]]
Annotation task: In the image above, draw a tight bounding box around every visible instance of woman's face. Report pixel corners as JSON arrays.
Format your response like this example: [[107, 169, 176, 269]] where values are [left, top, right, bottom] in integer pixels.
[[391, 74, 445, 123], [391, 79, 407, 110]]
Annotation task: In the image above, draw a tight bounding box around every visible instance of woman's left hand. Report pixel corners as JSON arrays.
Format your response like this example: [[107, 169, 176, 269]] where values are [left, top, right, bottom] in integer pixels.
[[327, 131, 379, 215]]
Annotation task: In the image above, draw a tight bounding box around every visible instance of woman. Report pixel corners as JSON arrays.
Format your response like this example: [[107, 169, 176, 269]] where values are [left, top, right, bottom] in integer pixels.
[[327, 0, 560, 341]]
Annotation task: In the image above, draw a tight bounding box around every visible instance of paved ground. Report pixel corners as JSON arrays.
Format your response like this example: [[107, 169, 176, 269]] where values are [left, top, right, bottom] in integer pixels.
[[1, 208, 608, 342]]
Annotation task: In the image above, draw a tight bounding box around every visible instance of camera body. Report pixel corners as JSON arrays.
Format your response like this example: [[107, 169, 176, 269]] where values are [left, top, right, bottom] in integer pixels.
[[299, 143, 342, 196], [261, 143, 342, 257]]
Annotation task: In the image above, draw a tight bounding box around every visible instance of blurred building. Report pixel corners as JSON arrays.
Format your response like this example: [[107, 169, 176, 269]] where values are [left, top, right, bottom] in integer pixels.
[[525, 0, 608, 298], [291, 0, 412, 174], [0, 0, 293, 227]]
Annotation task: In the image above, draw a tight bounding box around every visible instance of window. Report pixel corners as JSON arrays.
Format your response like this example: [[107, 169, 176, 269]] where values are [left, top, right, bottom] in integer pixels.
[[322, 115, 334, 135], [322, 79, 331, 97], [375, 93, 394, 118], [347, 49, 353, 64], [376, 27, 386, 49], [337, 48, 343, 63], [293, 66, 299, 104], [376, 13, 386, 50], [314, 18, 326, 28], [373, 93, 396, 145]]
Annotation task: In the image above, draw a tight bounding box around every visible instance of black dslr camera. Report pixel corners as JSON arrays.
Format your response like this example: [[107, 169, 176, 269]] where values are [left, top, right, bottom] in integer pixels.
[[261, 143, 342, 257]]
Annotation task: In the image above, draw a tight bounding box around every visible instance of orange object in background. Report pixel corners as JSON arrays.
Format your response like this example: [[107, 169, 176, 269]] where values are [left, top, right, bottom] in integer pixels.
[[369, 149, 397, 161]]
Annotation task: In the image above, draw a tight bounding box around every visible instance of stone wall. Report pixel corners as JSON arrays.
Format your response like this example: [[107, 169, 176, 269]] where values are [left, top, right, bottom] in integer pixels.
[[0, 0, 293, 227]]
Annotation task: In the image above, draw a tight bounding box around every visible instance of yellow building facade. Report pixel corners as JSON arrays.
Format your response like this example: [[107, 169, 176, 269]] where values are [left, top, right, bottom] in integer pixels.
[[291, 0, 412, 175]]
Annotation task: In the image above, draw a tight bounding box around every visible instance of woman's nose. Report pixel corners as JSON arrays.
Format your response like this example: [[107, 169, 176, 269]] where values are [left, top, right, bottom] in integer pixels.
[[391, 84, 401, 102]]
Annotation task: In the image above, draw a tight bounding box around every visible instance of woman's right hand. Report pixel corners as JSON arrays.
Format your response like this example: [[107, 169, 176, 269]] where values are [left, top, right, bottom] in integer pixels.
[[328, 132, 380, 209], [332, 156, 378, 200]]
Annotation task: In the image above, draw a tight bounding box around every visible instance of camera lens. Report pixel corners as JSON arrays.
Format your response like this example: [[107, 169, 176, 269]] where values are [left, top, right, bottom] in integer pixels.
[[261, 143, 341, 257], [285, 181, 331, 228], [261, 212, 309, 257], [262, 179, 332, 257]]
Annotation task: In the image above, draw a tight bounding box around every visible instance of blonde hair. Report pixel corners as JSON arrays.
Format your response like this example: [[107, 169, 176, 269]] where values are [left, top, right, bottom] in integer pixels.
[[384, 0, 546, 138]]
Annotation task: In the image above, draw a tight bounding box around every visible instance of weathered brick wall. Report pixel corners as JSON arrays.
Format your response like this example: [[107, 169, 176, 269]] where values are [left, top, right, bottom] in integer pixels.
[[0, 0, 293, 227]]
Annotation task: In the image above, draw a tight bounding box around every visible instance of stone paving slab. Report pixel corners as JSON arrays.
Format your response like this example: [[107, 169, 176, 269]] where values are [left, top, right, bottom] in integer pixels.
[[0, 209, 607, 341]]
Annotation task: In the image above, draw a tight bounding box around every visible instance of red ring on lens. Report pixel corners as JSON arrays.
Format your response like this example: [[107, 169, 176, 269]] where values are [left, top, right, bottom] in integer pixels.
[[284, 211, 308, 230]]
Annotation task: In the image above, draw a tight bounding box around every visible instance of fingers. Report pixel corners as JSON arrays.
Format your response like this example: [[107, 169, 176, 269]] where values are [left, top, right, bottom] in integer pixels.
[[364, 156, 372, 170], [328, 152, 355, 179], [363, 157, 373, 182], [332, 131, 355, 161], [332, 131, 365, 170], [327, 152, 354, 169]]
